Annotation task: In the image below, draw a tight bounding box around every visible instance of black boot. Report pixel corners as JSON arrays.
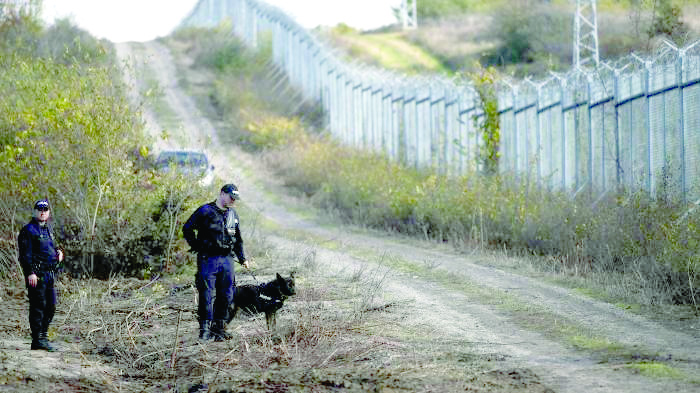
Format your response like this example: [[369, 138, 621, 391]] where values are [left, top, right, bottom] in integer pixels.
[[199, 320, 212, 341], [30, 330, 41, 350], [32, 331, 55, 352], [211, 320, 233, 341]]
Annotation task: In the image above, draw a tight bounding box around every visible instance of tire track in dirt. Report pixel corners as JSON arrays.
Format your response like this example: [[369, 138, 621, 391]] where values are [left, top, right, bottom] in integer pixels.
[[119, 40, 700, 393]]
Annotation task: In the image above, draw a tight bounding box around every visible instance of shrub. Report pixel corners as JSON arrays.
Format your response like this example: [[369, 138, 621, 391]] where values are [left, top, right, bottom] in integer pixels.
[[242, 115, 307, 150], [648, 0, 688, 44], [482, 2, 570, 73], [0, 13, 197, 279]]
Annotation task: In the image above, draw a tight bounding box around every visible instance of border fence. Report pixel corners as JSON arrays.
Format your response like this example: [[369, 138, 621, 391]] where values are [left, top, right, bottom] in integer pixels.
[[180, 0, 700, 204]]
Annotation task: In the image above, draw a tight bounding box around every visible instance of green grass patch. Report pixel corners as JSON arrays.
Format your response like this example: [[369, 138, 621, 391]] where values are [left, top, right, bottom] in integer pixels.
[[614, 302, 642, 313], [331, 30, 449, 74], [572, 287, 599, 298], [626, 361, 686, 379], [569, 334, 624, 352]]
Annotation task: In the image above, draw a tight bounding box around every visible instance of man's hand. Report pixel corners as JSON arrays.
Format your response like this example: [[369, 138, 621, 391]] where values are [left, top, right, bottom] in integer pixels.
[[28, 273, 38, 287], [57, 249, 64, 262], [241, 260, 249, 269]]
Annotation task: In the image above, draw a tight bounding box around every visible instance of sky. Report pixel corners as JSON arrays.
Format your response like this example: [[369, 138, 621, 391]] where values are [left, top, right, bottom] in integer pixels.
[[41, 0, 400, 43]]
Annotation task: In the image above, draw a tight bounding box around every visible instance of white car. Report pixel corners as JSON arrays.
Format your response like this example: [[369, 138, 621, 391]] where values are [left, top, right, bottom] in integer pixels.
[[154, 150, 215, 186]]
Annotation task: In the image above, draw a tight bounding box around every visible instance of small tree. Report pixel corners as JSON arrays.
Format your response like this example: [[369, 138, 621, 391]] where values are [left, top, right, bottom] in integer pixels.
[[648, 0, 687, 44]]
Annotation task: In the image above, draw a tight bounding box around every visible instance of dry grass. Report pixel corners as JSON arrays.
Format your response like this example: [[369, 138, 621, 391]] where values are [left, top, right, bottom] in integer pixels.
[[0, 215, 540, 392], [0, 233, 474, 392]]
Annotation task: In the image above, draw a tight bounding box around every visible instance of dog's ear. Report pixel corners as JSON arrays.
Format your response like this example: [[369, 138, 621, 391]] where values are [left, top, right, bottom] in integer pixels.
[[276, 273, 283, 281]]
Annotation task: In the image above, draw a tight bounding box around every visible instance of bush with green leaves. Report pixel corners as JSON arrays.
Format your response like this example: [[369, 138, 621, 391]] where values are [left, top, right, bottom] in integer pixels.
[[648, 0, 688, 44], [0, 4, 111, 67], [482, 2, 570, 74], [0, 11, 201, 279]]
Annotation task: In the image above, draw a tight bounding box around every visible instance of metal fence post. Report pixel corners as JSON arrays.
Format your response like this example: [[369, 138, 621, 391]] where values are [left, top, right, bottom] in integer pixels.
[[644, 58, 653, 196], [586, 72, 594, 196], [679, 48, 687, 203]]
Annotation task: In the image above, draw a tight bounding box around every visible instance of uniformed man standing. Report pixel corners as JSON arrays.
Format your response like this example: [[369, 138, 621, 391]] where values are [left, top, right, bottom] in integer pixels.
[[18, 199, 64, 351], [183, 184, 249, 341]]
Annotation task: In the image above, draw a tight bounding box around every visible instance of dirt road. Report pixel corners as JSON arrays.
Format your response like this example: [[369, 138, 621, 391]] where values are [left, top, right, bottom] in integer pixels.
[[108, 41, 700, 393]]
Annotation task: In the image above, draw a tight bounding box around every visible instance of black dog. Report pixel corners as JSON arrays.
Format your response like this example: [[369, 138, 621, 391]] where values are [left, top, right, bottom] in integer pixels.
[[227, 272, 296, 329]]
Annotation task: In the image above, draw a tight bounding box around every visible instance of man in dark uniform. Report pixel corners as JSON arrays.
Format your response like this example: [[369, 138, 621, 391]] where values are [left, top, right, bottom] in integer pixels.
[[17, 199, 64, 351], [183, 184, 249, 341]]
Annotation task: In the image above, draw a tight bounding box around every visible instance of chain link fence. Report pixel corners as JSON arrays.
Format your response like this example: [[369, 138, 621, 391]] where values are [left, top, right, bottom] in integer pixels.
[[180, 0, 700, 203]]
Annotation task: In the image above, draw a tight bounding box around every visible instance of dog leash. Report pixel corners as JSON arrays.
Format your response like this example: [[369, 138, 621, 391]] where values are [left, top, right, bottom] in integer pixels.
[[240, 259, 260, 283], [246, 267, 260, 284]]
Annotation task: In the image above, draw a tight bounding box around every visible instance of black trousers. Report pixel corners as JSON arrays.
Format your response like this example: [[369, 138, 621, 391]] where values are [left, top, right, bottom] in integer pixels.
[[26, 271, 57, 339], [195, 254, 235, 322]]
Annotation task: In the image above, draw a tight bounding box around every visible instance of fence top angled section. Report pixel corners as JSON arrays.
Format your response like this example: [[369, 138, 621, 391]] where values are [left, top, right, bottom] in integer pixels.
[[492, 38, 700, 113]]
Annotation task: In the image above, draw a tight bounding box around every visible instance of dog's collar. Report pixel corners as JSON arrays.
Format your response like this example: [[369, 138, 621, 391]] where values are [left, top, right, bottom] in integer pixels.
[[259, 294, 283, 303]]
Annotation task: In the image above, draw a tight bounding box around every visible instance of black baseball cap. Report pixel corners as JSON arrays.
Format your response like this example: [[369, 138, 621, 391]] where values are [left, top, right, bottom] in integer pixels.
[[34, 199, 50, 210], [221, 184, 240, 200]]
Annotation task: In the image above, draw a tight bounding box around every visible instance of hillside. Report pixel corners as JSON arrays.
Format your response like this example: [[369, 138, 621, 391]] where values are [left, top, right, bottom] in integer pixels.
[[322, 1, 700, 77]]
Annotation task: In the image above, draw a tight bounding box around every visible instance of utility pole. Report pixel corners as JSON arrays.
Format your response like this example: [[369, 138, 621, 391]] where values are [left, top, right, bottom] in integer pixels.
[[401, 0, 417, 29], [573, 0, 599, 69]]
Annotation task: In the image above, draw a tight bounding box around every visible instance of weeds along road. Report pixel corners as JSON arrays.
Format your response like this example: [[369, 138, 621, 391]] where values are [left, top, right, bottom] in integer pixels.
[[115, 40, 700, 393]]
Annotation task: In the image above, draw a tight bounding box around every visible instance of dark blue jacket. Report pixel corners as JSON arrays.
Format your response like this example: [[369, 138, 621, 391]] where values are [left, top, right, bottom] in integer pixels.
[[182, 202, 246, 262], [17, 219, 60, 277]]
